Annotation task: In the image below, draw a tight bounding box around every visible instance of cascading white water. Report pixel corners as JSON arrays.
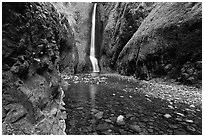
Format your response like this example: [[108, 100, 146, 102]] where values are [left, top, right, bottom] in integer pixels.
[[90, 3, 100, 73]]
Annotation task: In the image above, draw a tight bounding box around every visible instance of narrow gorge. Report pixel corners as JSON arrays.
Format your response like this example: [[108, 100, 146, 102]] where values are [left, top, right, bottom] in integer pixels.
[[2, 2, 202, 135]]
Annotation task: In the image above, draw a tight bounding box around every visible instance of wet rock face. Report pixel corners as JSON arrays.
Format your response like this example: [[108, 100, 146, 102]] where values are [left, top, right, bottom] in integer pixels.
[[2, 2, 77, 134], [101, 2, 202, 85], [100, 2, 152, 71]]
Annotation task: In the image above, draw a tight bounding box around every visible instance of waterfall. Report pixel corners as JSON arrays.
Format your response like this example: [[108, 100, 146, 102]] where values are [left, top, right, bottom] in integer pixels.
[[90, 3, 100, 73]]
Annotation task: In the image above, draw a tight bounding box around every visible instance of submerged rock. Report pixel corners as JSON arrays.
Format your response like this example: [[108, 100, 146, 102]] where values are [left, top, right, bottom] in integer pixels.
[[116, 115, 125, 125], [95, 111, 104, 119], [164, 114, 172, 118], [129, 124, 142, 133], [96, 123, 110, 131]]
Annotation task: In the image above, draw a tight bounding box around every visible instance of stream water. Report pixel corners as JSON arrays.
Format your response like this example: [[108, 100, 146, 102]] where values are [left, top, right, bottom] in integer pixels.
[[63, 74, 202, 135], [63, 3, 201, 135]]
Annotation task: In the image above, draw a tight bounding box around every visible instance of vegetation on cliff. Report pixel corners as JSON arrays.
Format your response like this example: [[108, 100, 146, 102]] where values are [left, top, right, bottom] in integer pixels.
[[2, 2, 77, 134]]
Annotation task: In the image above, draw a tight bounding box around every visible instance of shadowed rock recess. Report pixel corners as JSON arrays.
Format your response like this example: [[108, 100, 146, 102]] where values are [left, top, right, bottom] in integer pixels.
[[2, 2, 202, 135]]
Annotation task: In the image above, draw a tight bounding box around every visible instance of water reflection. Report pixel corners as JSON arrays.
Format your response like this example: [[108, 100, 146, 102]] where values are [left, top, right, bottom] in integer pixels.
[[89, 84, 98, 109]]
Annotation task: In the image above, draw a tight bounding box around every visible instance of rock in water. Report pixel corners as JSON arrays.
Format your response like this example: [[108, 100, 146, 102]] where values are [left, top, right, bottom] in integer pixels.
[[104, 119, 112, 123], [95, 111, 104, 119], [76, 107, 84, 110], [129, 124, 142, 133], [125, 114, 134, 119], [91, 108, 99, 114], [147, 128, 154, 133], [175, 112, 185, 117], [111, 117, 117, 123], [96, 123, 109, 131], [68, 120, 77, 126], [116, 115, 125, 125], [164, 114, 171, 118], [190, 104, 195, 108], [185, 119, 193, 123], [186, 126, 196, 133]]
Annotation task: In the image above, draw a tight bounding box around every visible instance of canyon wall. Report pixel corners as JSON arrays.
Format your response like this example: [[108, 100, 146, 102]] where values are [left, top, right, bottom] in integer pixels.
[[2, 2, 77, 134], [100, 2, 202, 85]]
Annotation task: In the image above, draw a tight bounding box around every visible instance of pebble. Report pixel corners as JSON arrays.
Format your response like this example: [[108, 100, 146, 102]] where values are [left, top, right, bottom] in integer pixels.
[[96, 123, 109, 131], [117, 120, 125, 126], [149, 118, 155, 122], [104, 119, 112, 123], [167, 129, 173, 133], [180, 122, 187, 127], [185, 119, 193, 123], [176, 112, 185, 117], [102, 129, 113, 135], [168, 105, 174, 109], [174, 129, 187, 135], [89, 119, 96, 124], [92, 132, 98, 135], [164, 114, 171, 118], [119, 129, 127, 135], [168, 124, 178, 129], [117, 115, 125, 126], [185, 108, 195, 114], [139, 129, 149, 135], [129, 124, 142, 133], [130, 117, 139, 122], [117, 115, 124, 122], [141, 118, 148, 122], [95, 111, 104, 119], [169, 101, 173, 105], [86, 126, 92, 132], [91, 108, 99, 114], [158, 131, 164, 134], [111, 117, 117, 123], [68, 120, 77, 126], [147, 128, 154, 133], [186, 125, 196, 132], [148, 122, 154, 126], [149, 126, 154, 129], [154, 127, 160, 131], [138, 122, 146, 128], [189, 104, 195, 108], [175, 117, 182, 121], [76, 107, 84, 110], [134, 113, 140, 118], [145, 94, 149, 97], [125, 114, 134, 119]]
